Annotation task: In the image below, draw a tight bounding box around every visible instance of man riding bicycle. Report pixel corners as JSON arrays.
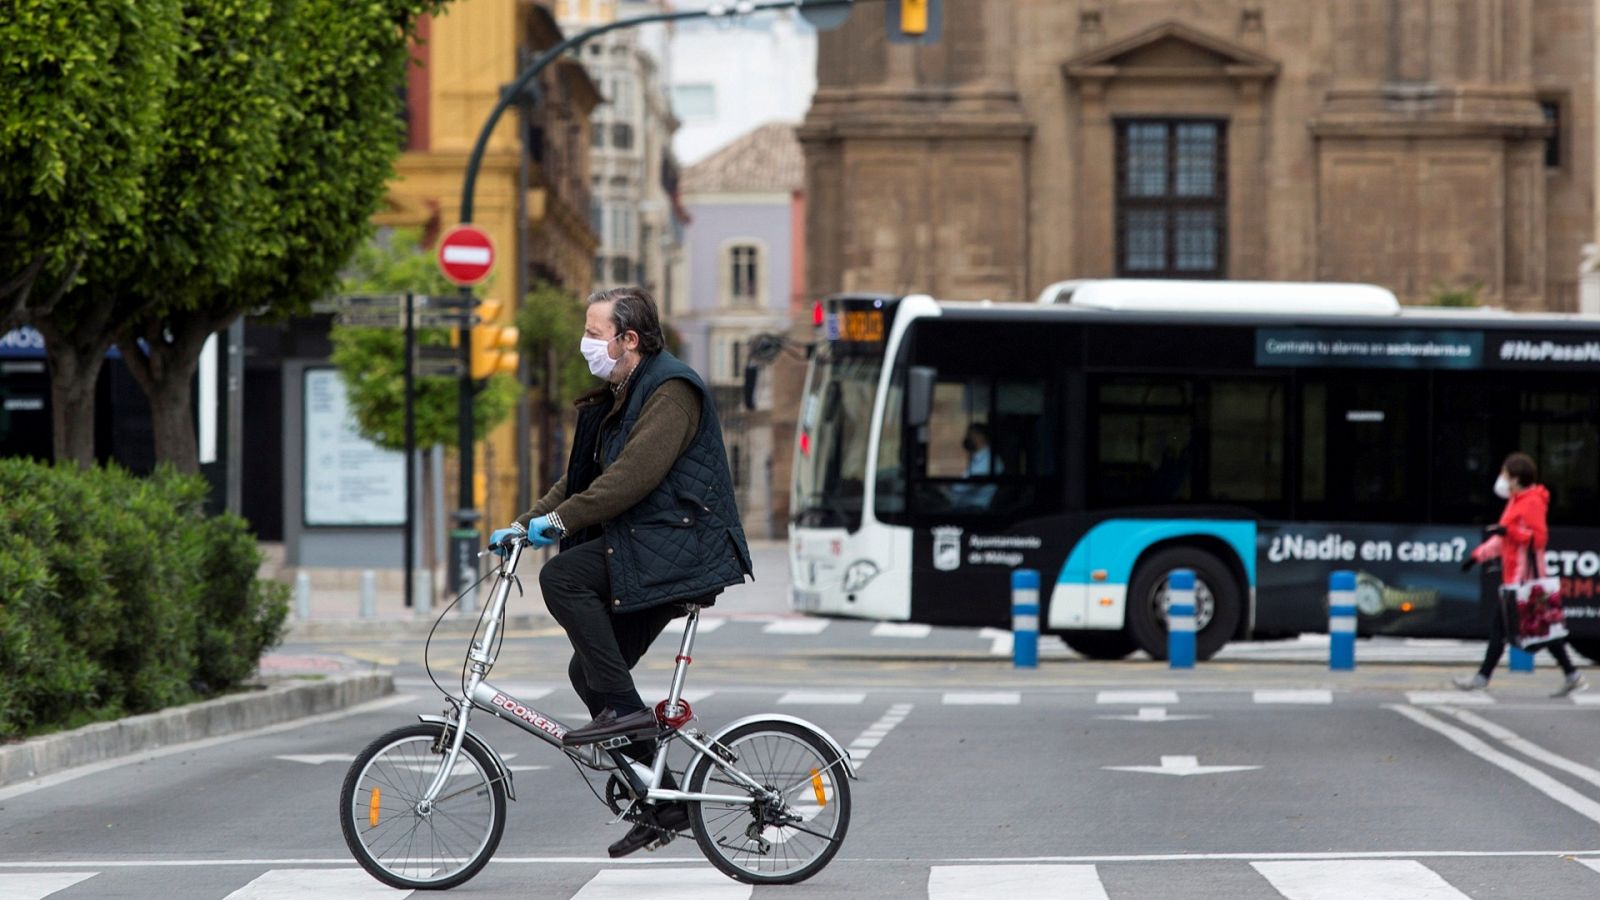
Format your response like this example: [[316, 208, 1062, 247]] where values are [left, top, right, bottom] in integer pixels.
[[489, 286, 752, 857]]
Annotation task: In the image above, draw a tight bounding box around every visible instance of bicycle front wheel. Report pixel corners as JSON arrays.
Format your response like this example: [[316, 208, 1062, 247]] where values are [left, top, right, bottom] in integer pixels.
[[338, 723, 507, 890], [686, 720, 852, 885]]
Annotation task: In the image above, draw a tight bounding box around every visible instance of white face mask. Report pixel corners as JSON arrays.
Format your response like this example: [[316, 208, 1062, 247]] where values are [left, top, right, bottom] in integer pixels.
[[581, 335, 621, 379], [1493, 474, 1512, 499]]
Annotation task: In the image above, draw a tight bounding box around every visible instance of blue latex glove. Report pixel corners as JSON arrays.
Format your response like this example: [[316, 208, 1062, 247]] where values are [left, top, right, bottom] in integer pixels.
[[488, 524, 523, 558], [527, 514, 560, 547]]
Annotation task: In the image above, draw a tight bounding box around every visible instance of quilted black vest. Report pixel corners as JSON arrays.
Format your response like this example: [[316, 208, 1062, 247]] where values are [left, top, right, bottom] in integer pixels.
[[560, 351, 753, 612]]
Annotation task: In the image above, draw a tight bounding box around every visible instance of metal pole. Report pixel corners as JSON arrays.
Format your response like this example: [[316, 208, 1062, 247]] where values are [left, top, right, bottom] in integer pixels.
[[455, 283, 476, 537], [404, 292, 416, 608]]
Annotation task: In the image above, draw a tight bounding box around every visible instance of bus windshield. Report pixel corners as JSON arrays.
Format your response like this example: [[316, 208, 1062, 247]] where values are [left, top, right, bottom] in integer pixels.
[[793, 345, 882, 532]]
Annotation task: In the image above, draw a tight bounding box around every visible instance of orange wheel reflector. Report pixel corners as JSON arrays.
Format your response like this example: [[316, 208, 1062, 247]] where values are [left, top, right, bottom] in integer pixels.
[[369, 788, 382, 827], [810, 768, 826, 807]]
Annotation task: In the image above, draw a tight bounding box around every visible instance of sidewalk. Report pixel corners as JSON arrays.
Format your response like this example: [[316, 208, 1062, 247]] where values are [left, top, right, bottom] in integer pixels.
[[262, 539, 792, 640]]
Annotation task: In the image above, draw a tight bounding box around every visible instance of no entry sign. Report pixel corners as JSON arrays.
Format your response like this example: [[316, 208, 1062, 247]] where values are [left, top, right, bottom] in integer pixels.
[[437, 224, 496, 286]]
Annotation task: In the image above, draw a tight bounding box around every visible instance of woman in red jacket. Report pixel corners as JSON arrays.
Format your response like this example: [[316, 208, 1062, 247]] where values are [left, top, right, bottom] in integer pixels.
[[1456, 452, 1586, 695]]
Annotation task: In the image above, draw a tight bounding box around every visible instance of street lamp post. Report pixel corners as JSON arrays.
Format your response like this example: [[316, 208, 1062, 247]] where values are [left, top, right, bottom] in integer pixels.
[[449, 0, 855, 569]]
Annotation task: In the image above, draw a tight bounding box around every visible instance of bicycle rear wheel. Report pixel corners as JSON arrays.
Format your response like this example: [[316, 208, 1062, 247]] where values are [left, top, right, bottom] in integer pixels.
[[339, 723, 507, 890], [685, 720, 851, 885]]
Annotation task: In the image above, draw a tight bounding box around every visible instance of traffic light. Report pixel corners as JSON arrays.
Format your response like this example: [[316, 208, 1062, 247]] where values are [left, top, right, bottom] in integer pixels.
[[470, 298, 520, 380], [887, 0, 939, 43]]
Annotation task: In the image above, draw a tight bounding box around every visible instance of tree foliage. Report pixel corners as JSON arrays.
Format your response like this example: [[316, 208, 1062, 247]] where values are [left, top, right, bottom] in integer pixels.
[[517, 281, 593, 406], [5, 0, 448, 470], [0, 0, 181, 329], [329, 230, 518, 453]]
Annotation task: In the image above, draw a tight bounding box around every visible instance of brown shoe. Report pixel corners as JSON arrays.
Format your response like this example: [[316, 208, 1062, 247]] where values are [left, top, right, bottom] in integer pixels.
[[562, 707, 659, 746]]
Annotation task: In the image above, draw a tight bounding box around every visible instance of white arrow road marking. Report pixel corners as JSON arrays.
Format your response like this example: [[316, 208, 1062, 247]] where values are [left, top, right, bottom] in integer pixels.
[[978, 627, 1012, 655], [1096, 706, 1209, 723], [1103, 755, 1261, 776]]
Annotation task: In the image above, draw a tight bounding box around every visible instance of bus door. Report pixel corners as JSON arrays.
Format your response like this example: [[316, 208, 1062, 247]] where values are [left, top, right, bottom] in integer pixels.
[[900, 321, 1067, 627]]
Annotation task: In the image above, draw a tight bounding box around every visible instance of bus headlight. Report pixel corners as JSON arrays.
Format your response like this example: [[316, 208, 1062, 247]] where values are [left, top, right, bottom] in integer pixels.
[[843, 560, 881, 593]]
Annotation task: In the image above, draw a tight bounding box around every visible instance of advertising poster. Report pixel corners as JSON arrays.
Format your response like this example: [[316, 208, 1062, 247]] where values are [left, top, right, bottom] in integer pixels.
[[1257, 522, 1600, 638], [303, 368, 405, 526]]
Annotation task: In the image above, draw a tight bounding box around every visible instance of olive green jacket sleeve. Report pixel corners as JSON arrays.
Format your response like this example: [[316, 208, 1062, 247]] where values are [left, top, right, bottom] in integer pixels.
[[518, 379, 702, 535]]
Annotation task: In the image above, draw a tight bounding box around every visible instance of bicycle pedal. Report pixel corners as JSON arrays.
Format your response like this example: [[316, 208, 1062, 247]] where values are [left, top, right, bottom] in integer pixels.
[[598, 735, 633, 750], [646, 832, 676, 852]]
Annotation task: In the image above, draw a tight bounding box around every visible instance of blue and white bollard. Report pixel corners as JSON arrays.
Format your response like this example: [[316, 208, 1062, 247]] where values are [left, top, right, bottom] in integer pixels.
[[1329, 570, 1357, 671], [1012, 569, 1040, 669], [1510, 645, 1535, 672], [1167, 569, 1196, 669]]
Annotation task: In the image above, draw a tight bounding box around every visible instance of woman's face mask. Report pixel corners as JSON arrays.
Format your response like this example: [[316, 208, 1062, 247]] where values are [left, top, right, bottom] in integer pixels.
[[581, 334, 621, 379], [1494, 473, 1512, 499]]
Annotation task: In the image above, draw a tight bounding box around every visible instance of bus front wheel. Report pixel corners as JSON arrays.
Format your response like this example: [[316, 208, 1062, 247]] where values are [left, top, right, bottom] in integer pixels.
[[1060, 631, 1138, 660], [1126, 548, 1242, 662]]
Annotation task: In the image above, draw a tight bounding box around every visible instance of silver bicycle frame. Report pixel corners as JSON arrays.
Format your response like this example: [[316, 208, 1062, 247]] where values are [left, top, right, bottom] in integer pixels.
[[419, 540, 767, 808]]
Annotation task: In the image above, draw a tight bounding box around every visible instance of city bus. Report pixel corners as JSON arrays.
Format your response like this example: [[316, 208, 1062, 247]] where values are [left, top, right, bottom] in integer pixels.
[[788, 280, 1600, 661]]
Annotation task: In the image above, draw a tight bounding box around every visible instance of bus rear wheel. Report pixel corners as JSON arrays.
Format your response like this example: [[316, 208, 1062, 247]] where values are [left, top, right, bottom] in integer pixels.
[[1126, 548, 1242, 662], [1568, 638, 1600, 665], [1060, 631, 1138, 660]]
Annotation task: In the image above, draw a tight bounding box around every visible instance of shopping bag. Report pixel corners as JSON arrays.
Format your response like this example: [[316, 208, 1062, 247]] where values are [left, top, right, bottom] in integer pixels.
[[1503, 576, 1568, 652]]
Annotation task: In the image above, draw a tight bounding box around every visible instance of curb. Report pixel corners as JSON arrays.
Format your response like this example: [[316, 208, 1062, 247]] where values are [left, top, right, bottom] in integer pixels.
[[284, 611, 556, 641], [0, 670, 393, 788]]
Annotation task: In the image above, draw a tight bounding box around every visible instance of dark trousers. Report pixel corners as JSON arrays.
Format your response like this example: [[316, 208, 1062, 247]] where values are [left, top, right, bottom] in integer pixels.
[[538, 538, 679, 718], [1478, 600, 1576, 680]]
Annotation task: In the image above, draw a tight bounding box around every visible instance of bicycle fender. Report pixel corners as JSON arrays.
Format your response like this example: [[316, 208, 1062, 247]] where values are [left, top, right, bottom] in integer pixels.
[[707, 714, 858, 780], [417, 714, 518, 801]]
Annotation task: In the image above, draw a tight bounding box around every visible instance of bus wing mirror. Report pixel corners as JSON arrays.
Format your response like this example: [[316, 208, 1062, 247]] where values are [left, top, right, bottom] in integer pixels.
[[906, 366, 937, 430]]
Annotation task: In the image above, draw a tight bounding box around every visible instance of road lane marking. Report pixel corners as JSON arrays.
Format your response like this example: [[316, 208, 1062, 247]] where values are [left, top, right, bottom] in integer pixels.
[[1389, 704, 1600, 825], [1096, 690, 1179, 705], [778, 691, 865, 705], [870, 622, 933, 638], [847, 703, 913, 769], [942, 692, 1020, 705], [224, 868, 414, 898], [0, 693, 416, 803], [762, 618, 831, 635], [0, 873, 96, 900], [1443, 708, 1600, 790], [1405, 691, 1494, 705], [1096, 707, 1208, 723], [929, 864, 1108, 900], [1571, 693, 1600, 705], [1251, 860, 1469, 899], [1104, 755, 1261, 777], [572, 867, 749, 899], [1253, 690, 1332, 704], [8, 849, 1600, 869], [978, 627, 1013, 655], [659, 617, 725, 635]]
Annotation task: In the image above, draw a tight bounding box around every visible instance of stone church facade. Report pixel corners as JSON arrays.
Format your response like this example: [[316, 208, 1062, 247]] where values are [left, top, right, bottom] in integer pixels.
[[800, 0, 1595, 310]]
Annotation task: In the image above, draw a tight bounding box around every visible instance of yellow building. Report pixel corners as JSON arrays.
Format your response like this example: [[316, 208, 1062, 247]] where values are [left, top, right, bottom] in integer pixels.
[[376, 0, 602, 533]]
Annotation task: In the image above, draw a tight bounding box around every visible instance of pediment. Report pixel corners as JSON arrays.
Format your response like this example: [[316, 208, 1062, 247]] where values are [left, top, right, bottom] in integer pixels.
[[1064, 21, 1278, 81]]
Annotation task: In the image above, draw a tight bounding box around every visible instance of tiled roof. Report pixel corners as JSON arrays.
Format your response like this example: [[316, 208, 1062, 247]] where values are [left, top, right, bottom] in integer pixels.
[[681, 122, 803, 194]]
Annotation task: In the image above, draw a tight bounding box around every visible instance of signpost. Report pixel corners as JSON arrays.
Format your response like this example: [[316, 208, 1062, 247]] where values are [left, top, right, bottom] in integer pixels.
[[436, 225, 496, 287]]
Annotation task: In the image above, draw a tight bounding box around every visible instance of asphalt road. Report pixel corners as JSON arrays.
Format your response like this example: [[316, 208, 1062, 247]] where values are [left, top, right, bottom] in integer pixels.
[[6, 612, 1600, 899]]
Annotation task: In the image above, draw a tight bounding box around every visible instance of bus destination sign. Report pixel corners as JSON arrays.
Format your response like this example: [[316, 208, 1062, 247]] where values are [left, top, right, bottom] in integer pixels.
[[826, 309, 886, 345]]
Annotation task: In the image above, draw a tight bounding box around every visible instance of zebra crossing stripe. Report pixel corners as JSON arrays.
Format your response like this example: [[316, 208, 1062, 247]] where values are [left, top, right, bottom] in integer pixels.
[[1405, 691, 1494, 706], [929, 864, 1109, 900], [223, 868, 412, 898], [1096, 690, 1179, 705], [849, 703, 914, 769], [1251, 860, 1471, 899], [0, 873, 96, 900], [570, 867, 751, 899]]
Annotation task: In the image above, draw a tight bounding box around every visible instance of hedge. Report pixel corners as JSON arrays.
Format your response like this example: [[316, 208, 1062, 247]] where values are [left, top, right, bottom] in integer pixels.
[[0, 459, 289, 739]]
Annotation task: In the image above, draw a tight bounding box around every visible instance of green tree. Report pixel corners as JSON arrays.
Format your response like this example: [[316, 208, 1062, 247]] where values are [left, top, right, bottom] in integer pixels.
[[0, 0, 181, 333], [18, 0, 445, 470]]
